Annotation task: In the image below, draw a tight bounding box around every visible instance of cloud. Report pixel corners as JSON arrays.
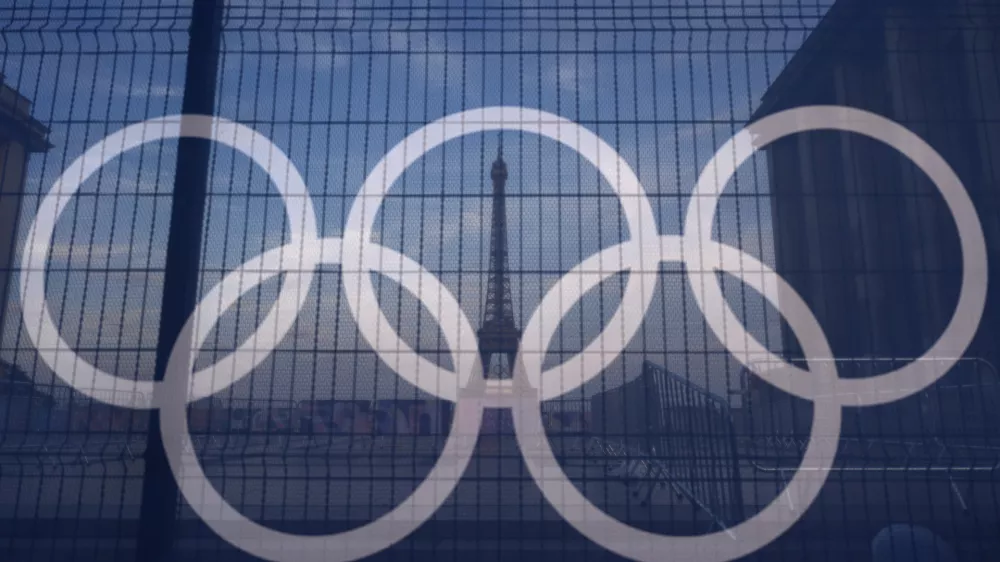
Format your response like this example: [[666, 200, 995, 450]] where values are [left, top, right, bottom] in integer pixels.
[[107, 74, 183, 100], [299, 32, 352, 72], [369, 29, 463, 87], [128, 83, 184, 99], [442, 204, 485, 245], [44, 242, 144, 266], [423, 32, 461, 81], [546, 57, 596, 98]]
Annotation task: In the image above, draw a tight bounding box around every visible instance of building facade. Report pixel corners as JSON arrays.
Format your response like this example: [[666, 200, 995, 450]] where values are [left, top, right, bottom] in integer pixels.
[[0, 74, 50, 321], [752, 0, 999, 372]]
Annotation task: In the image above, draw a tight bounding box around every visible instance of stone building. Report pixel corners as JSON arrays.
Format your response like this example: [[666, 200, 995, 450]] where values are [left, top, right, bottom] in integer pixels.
[[0, 76, 51, 419], [748, 0, 999, 404], [0, 74, 50, 325], [742, 2, 1000, 553]]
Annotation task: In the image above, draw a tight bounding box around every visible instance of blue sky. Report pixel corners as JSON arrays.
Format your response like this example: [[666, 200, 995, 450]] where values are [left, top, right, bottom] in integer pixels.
[[1, 0, 833, 403]]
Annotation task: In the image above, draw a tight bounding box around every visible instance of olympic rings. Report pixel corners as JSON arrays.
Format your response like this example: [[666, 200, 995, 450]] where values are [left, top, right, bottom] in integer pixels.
[[20, 115, 319, 408], [16, 105, 987, 562], [511, 238, 843, 562], [158, 240, 486, 562], [341, 107, 661, 402], [683, 106, 988, 406]]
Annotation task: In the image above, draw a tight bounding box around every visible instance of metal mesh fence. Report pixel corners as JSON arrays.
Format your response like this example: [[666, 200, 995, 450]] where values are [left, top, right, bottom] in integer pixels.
[[1, 0, 999, 560]]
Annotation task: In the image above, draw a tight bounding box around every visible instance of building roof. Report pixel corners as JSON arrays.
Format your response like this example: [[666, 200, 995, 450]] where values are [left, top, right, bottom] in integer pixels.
[[749, 0, 967, 125], [0, 74, 52, 152], [0, 360, 55, 405], [0, 359, 33, 386], [749, 0, 878, 124]]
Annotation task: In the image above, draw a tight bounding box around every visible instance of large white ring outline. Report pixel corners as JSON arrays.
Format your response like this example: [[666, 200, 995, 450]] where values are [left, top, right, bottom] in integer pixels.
[[509, 235, 844, 562], [14, 105, 987, 562], [683, 106, 988, 405], [341, 106, 661, 402], [158, 239, 485, 562], [18, 115, 319, 408]]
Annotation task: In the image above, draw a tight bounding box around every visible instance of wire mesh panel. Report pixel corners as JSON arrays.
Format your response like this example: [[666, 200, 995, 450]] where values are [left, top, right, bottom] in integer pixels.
[[738, 357, 1000, 560], [1, 0, 999, 561], [587, 360, 745, 533], [1, 2, 188, 558]]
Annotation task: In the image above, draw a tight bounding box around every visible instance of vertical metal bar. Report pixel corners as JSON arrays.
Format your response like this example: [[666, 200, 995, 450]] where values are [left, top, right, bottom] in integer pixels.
[[135, 0, 223, 559], [726, 408, 746, 523]]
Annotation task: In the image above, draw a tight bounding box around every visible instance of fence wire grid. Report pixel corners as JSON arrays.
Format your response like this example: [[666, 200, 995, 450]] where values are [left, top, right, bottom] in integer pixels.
[[1, 0, 999, 561]]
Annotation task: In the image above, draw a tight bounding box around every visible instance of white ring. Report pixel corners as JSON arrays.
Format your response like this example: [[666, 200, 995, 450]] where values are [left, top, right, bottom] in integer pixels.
[[683, 105, 988, 406], [19, 115, 319, 408], [158, 238, 484, 561], [521, 236, 677, 400], [512, 235, 843, 562], [341, 107, 660, 401]]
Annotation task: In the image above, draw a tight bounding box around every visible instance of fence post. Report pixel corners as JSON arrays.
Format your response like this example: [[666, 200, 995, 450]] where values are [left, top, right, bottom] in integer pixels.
[[726, 411, 746, 523], [135, 0, 223, 559]]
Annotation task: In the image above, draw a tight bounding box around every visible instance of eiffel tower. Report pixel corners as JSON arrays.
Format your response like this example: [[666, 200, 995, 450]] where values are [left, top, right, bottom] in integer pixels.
[[477, 141, 521, 435]]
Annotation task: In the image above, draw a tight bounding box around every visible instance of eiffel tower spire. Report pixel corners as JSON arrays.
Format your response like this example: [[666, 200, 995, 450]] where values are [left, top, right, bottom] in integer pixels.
[[478, 138, 520, 380]]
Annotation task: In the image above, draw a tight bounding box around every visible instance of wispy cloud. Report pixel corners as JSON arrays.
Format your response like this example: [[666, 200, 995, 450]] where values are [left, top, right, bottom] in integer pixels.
[[546, 57, 596, 99], [45, 242, 146, 266], [297, 32, 353, 72]]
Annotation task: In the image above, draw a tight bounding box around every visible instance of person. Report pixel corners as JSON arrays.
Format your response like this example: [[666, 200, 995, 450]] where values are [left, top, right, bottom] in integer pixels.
[[871, 524, 958, 562]]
